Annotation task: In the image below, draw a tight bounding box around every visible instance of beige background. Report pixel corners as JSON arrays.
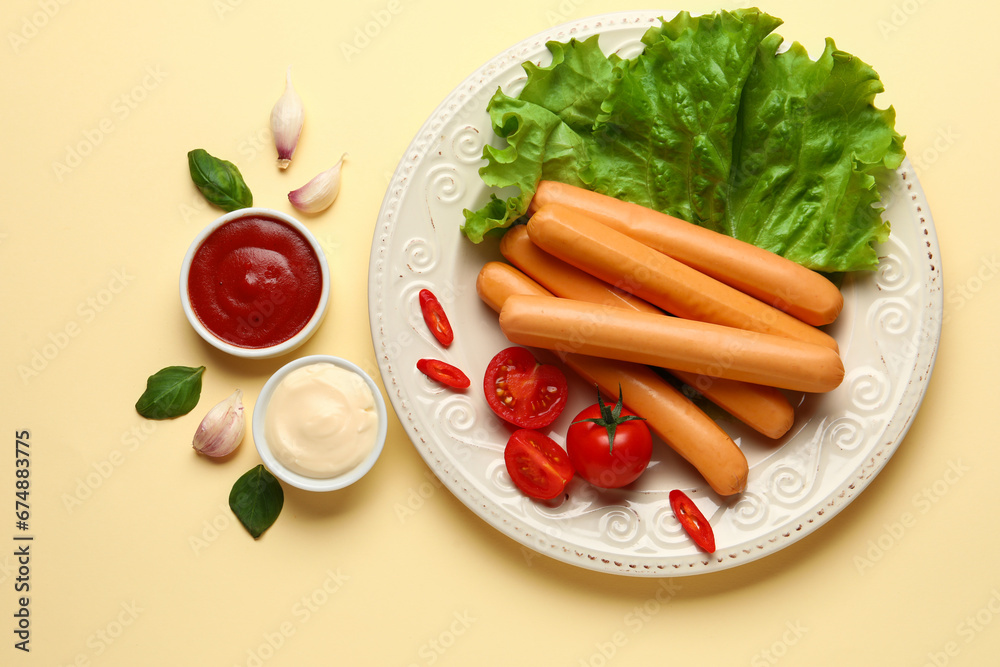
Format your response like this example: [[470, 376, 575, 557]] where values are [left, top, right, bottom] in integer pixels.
[[2, 0, 995, 665]]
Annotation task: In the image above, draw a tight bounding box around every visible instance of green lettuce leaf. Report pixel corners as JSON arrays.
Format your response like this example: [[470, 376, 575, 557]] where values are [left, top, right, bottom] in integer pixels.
[[725, 36, 906, 271], [460, 8, 905, 273], [592, 9, 782, 228], [460, 36, 614, 243], [461, 9, 780, 241]]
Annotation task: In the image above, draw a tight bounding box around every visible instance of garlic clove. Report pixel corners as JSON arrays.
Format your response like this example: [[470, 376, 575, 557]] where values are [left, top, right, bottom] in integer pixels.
[[270, 66, 304, 170], [192, 389, 246, 458], [288, 154, 346, 214]]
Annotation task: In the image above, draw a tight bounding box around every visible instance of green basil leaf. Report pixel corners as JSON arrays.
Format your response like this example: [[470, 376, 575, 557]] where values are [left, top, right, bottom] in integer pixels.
[[187, 148, 253, 211], [229, 465, 284, 539], [135, 365, 205, 419]]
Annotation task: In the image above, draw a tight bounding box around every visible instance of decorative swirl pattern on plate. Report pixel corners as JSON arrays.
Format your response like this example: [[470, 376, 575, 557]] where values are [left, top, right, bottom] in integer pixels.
[[425, 163, 465, 204], [766, 465, 810, 506], [846, 366, 891, 412], [870, 296, 913, 338], [399, 281, 428, 318], [451, 126, 485, 164], [435, 394, 477, 433], [730, 492, 769, 529], [876, 236, 912, 292], [821, 412, 867, 453], [877, 254, 906, 292], [421, 393, 496, 454], [650, 503, 687, 541], [403, 237, 436, 273], [488, 458, 519, 496], [599, 507, 641, 544]]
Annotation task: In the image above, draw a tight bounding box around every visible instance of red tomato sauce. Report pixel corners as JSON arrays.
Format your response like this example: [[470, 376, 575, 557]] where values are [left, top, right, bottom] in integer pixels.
[[187, 214, 323, 348]]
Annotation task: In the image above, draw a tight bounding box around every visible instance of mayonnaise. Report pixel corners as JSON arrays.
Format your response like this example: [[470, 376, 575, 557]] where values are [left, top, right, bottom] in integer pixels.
[[264, 362, 379, 479]]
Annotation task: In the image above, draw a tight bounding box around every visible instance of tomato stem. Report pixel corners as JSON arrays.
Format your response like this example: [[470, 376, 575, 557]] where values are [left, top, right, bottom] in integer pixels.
[[570, 384, 646, 453]]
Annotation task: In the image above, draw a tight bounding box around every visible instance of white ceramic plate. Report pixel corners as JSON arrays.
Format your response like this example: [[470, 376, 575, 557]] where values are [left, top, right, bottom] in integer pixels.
[[368, 11, 942, 576]]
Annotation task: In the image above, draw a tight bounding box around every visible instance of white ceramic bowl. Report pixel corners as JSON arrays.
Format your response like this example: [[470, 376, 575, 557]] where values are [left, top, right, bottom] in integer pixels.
[[179, 207, 330, 359], [252, 355, 388, 492]]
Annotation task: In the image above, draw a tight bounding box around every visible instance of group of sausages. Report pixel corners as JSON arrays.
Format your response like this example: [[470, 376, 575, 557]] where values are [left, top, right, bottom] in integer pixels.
[[475, 181, 847, 497]]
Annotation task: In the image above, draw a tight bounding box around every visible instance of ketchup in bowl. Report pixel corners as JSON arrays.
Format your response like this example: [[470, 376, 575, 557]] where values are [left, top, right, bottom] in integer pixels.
[[182, 210, 328, 355]]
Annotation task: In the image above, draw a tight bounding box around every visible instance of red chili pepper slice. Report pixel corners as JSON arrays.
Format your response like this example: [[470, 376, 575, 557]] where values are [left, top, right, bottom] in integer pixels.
[[418, 289, 454, 347], [416, 358, 470, 389], [669, 489, 716, 553]]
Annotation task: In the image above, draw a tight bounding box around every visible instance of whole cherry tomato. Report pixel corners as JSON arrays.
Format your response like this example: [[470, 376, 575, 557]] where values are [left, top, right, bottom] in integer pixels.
[[416, 358, 470, 389], [418, 289, 454, 347], [566, 385, 651, 489], [504, 429, 574, 500], [483, 347, 568, 429]]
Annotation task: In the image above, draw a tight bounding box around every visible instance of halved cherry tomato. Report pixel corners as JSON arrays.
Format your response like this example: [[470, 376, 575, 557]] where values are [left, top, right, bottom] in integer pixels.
[[483, 347, 568, 429], [504, 429, 574, 500], [669, 489, 716, 553], [416, 358, 470, 389], [566, 385, 651, 489], [418, 289, 454, 347]]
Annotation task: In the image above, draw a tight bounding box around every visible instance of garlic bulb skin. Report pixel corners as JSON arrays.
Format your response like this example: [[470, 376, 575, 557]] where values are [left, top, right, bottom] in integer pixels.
[[288, 154, 346, 213], [192, 390, 246, 458], [270, 67, 304, 169]]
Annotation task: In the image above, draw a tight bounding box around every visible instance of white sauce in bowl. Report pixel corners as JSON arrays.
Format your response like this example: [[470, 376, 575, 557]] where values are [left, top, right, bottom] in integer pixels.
[[263, 362, 379, 479]]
